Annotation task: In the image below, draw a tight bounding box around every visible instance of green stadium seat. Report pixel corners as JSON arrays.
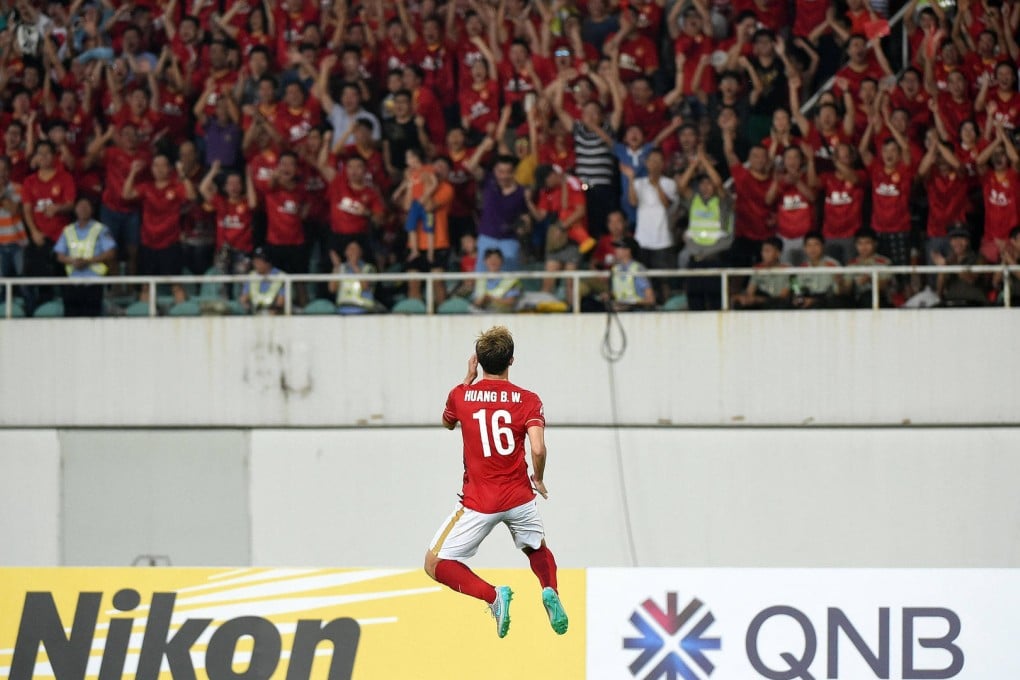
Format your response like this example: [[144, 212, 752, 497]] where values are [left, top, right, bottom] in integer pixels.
[[662, 294, 689, 311], [437, 297, 472, 314], [391, 297, 427, 314], [0, 302, 26, 318], [167, 301, 201, 317], [124, 301, 154, 317], [33, 300, 64, 317], [303, 298, 337, 315]]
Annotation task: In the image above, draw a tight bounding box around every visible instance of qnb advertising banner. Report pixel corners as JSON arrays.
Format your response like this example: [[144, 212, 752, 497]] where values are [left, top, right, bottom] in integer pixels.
[[588, 569, 1020, 680], [0, 568, 585, 679]]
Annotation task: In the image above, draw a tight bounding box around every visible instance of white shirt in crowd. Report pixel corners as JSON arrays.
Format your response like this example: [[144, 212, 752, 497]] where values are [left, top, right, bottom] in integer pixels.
[[633, 176, 678, 251]]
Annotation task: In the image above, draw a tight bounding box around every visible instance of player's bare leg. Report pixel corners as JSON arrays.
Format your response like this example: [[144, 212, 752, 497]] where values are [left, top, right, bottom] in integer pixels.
[[523, 540, 568, 634], [424, 550, 514, 638]]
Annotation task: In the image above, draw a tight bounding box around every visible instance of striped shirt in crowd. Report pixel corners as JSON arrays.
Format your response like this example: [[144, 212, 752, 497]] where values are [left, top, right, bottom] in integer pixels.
[[572, 121, 616, 188]]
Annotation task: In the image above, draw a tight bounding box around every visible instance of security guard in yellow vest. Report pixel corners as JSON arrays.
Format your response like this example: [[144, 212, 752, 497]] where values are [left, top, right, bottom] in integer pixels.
[[241, 247, 285, 314], [54, 197, 117, 316], [677, 152, 733, 268], [608, 238, 655, 310]]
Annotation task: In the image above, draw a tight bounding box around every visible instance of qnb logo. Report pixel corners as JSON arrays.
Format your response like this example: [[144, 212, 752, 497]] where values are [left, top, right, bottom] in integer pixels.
[[624, 592, 721, 679]]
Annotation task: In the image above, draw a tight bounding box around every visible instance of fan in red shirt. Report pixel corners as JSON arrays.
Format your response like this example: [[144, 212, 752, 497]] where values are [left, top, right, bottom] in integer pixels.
[[670, 6, 716, 97], [318, 152, 385, 259], [819, 143, 868, 263], [919, 134, 969, 252], [606, 8, 660, 83], [975, 125, 1020, 263], [21, 141, 77, 251], [263, 151, 310, 307], [199, 161, 257, 276], [123, 154, 197, 302], [861, 131, 915, 265], [833, 35, 892, 101], [932, 71, 975, 143], [725, 141, 776, 265], [425, 326, 567, 640], [275, 83, 322, 150], [767, 146, 817, 263], [460, 56, 501, 138], [977, 62, 1020, 133]]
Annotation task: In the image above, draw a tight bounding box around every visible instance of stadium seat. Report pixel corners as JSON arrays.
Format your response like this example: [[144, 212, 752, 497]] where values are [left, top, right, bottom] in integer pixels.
[[197, 269, 227, 301], [391, 298, 427, 314], [303, 298, 337, 315], [0, 301, 25, 318], [124, 301, 154, 317], [167, 301, 201, 317], [437, 297, 472, 314], [33, 300, 64, 318], [662, 294, 689, 311]]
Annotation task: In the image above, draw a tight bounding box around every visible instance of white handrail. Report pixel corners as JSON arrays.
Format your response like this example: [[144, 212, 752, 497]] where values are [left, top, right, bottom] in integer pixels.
[[3, 264, 1018, 317]]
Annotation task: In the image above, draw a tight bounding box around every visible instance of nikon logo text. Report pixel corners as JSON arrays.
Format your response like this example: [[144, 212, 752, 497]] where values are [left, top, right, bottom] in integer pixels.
[[8, 590, 360, 680]]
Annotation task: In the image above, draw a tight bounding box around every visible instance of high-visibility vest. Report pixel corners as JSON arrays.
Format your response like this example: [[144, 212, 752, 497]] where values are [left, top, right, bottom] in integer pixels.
[[483, 275, 520, 299], [62, 221, 108, 276], [612, 261, 645, 303], [336, 263, 376, 308], [250, 270, 284, 309], [688, 194, 726, 246]]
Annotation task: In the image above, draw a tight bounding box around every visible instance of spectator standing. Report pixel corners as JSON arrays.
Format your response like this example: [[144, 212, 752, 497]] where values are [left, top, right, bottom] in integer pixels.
[[86, 123, 151, 277], [200, 162, 258, 277], [975, 124, 1020, 263], [622, 149, 679, 302], [21, 141, 76, 306], [466, 139, 529, 272], [817, 143, 867, 264], [0, 157, 26, 280], [767, 145, 817, 265], [123, 154, 197, 304], [859, 120, 915, 266], [53, 197, 117, 317], [263, 151, 310, 305]]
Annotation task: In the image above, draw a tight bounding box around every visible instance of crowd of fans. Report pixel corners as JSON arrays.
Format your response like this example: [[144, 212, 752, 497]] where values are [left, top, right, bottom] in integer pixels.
[[0, 0, 1020, 316]]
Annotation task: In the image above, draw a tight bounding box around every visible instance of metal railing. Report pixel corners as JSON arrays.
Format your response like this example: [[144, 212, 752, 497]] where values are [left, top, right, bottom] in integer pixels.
[[800, 0, 915, 113], [2, 264, 1017, 317]]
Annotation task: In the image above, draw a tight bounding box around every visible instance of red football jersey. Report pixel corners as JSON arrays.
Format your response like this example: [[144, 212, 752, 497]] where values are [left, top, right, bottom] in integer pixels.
[[443, 379, 545, 514], [137, 180, 187, 249]]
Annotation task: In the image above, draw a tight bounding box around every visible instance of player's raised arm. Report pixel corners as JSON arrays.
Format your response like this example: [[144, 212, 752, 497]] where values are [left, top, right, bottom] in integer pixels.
[[528, 425, 548, 499], [442, 355, 480, 429]]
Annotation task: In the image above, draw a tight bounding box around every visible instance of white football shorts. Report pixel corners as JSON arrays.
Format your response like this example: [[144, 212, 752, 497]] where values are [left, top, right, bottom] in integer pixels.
[[428, 499, 545, 560]]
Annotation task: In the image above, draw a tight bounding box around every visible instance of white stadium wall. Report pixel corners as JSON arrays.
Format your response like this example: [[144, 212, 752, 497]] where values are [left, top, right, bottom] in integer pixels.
[[2, 427, 1020, 568], [1, 310, 1018, 568], [0, 310, 1016, 427]]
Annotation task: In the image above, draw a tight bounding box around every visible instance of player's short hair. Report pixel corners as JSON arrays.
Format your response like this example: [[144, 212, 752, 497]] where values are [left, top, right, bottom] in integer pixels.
[[476, 326, 514, 376]]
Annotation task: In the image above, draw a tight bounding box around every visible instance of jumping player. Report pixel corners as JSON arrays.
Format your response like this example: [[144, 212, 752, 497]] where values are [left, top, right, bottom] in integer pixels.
[[424, 326, 568, 639]]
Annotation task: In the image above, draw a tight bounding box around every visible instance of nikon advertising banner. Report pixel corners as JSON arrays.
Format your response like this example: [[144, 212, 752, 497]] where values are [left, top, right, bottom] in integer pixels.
[[0, 568, 585, 680]]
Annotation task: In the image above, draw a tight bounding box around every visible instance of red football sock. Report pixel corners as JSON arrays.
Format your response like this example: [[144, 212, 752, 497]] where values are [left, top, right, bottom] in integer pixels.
[[528, 545, 558, 591], [434, 560, 497, 603]]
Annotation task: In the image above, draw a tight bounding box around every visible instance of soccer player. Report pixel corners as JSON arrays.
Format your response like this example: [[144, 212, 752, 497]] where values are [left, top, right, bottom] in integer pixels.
[[424, 326, 568, 639]]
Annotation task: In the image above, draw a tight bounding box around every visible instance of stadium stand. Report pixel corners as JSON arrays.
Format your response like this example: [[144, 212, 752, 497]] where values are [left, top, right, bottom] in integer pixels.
[[0, 0, 1018, 316]]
